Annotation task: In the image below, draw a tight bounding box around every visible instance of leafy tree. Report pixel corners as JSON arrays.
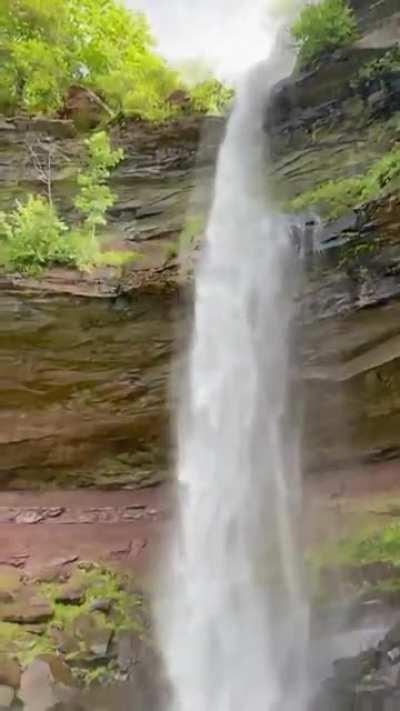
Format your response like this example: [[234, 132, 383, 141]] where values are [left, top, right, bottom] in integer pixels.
[[291, 0, 357, 65], [0, 0, 180, 120], [74, 131, 123, 242]]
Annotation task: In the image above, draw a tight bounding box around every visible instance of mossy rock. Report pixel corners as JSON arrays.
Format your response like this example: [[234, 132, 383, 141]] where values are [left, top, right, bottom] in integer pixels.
[[0, 563, 148, 687]]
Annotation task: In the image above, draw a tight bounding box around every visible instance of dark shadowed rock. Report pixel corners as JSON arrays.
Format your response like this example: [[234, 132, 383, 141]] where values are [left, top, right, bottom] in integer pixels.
[[60, 86, 112, 130]]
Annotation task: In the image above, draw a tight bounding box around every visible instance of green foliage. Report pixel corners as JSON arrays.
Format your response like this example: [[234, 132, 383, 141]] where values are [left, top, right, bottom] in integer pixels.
[[0, 564, 146, 680], [97, 250, 138, 268], [289, 145, 400, 218], [0, 131, 130, 274], [163, 214, 206, 262], [181, 215, 206, 246], [190, 79, 234, 116], [74, 131, 123, 240], [291, 0, 357, 65], [354, 47, 400, 92], [312, 523, 400, 571], [0, 0, 181, 120], [0, 196, 70, 274]]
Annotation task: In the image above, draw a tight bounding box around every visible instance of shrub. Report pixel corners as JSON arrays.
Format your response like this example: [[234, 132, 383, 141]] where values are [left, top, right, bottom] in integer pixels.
[[0, 196, 70, 274], [190, 79, 234, 116], [291, 0, 357, 65]]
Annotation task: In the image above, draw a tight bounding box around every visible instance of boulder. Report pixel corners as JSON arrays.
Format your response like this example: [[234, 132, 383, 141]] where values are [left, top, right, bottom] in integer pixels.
[[0, 597, 53, 624], [89, 598, 112, 614], [19, 656, 76, 711], [61, 85, 113, 130], [55, 583, 86, 605], [0, 657, 21, 689], [333, 650, 379, 685], [72, 613, 112, 658]]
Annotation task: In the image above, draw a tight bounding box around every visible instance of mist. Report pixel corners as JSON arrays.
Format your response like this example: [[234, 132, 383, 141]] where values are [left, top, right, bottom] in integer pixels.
[[125, 0, 277, 79]]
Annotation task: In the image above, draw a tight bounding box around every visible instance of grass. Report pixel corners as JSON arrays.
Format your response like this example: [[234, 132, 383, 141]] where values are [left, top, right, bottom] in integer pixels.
[[39, 566, 146, 637], [310, 522, 400, 571]]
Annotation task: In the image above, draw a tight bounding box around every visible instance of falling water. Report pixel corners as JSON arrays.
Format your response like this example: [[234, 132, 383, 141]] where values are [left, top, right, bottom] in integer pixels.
[[156, 29, 309, 711]]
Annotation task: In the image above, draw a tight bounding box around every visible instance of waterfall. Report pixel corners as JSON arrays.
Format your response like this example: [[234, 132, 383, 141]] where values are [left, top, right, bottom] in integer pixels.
[[156, 30, 309, 711]]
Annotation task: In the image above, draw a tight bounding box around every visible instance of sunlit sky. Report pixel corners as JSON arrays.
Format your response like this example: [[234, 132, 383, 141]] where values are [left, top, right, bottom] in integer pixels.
[[125, 0, 278, 80]]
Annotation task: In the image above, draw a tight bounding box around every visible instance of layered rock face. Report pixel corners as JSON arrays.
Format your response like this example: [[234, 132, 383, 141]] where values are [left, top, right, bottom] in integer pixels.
[[0, 291, 177, 489], [0, 118, 216, 489], [269, 0, 400, 471]]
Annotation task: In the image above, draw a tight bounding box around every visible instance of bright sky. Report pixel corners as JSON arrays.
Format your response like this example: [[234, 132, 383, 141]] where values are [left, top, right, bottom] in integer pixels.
[[126, 0, 279, 80]]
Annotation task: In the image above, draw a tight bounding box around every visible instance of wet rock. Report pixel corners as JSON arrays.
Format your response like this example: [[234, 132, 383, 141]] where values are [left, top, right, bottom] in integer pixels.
[[72, 614, 112, 657], [0, 658, 21, 689], [55, 583, 86, 605], [19, 656, 76, 711], [48, 628, 80, 656], [0, 593, 14, 605], [15, 510, 45, 525], [354, 681, 394, 711], [380, 620, 400, 653], [387, 647, 400, 664], [0, 686, 14, 709], [89, 599, 112, 614], [0, 597, 53, 624], [333, 649, 379, 684], [116, 632, 155, 674], [87, 628, 113, 658]]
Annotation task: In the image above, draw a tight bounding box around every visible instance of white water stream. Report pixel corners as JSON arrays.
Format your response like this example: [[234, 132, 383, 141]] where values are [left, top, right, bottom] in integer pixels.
[[156, 26, 309, 711]]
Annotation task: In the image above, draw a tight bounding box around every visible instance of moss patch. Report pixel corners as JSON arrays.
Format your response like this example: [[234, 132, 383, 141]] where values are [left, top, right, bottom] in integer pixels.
[[0, 564, 147, 687], [308, 521, 400, 606]]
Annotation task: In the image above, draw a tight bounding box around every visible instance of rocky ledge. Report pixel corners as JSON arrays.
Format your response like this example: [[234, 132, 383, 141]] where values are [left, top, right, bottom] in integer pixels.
[[0, 560, 164, 711], [314, 618, 400, 711]]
